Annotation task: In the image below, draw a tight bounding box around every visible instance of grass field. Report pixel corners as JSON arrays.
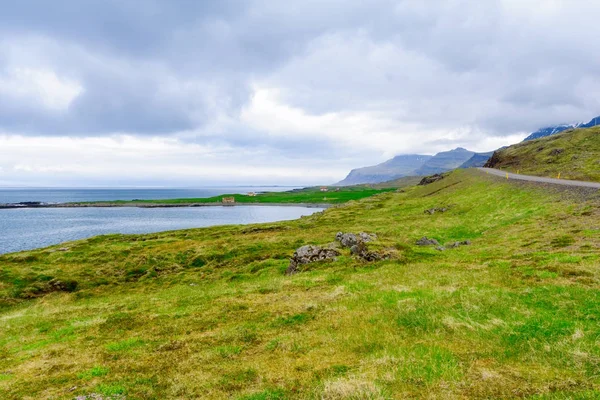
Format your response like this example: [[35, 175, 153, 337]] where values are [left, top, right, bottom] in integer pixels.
[[71, 186, 397, 207], [1, 169, 600, 399], [486, 126, 600, 182]]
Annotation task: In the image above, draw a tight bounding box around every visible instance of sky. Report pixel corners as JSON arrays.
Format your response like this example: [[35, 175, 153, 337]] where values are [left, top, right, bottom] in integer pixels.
[[1, 0, 599, 187]]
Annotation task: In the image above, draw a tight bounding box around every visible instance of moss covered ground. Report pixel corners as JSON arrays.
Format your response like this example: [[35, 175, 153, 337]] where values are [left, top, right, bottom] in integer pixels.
[[1, 169, 600, 399]]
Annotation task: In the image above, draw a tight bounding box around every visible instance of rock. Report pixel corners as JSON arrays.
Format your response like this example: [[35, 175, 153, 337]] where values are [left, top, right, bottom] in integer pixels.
[[418, 174, 445, 186], [336, 232, 377, 247], [350, 242, 387, 261], [48, 278, 78, 292], [549, 148, 564, 156], [436, 246, 446, 251], [335, 232, 359, 248], [58, 247, 70, 252], [359, 232, 377, 242], [286, 245, 340, 275], [424, 206, 451, 215], [416, 237, 440, 246], [448, 240, 472, 248]]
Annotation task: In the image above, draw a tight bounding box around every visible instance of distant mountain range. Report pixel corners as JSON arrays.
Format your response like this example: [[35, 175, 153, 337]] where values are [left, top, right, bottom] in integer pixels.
[[458, 151, 496, 168], [336, 114, 599, 186], [335, 155, 432, 186], [335, 148, 480, 186], [523, 115, 600, 141]]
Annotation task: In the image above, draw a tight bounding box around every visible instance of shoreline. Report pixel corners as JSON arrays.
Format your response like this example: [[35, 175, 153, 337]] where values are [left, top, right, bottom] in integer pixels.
[[0, 202, 333, 210]]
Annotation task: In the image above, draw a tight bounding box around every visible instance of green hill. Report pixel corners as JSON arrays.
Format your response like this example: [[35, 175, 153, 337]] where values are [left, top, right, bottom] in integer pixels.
[[1, 170, 600, 399], [485, 126, 600, 182]]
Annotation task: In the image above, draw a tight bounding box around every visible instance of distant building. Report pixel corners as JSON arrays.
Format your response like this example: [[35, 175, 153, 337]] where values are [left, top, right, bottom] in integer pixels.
[[247, 192, 256, 197], [320, 186, 329, 192], [222, 197, 236, 205]]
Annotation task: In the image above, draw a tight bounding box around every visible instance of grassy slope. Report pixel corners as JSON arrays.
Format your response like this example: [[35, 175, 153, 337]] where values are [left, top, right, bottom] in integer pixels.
[[370, 175, 423, 189], [1, 170, 600, 399], [487, 126, 600, 182], [73, 187, 395, 206]]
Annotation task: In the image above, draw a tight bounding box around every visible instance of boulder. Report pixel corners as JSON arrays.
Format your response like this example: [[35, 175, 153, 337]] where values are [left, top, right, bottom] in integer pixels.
[[424, 206, 451, 215], [350, 242, 387, 262], [447, 240, 471, 248], [416, 237, 440, 246], [48, 278, 78, 292], [286, 245, 340, 275], [359, 232, 377, 242], [335, 232, 359, 248], [336, 232, 377, 247]]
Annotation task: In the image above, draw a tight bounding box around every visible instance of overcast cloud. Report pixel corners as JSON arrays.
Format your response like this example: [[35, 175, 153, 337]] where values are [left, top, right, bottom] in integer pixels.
[[1, 0, 599, 186]]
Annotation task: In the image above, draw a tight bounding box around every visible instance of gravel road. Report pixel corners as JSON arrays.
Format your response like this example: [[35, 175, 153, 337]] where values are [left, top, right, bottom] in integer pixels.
[[478, 168, 600, 189]]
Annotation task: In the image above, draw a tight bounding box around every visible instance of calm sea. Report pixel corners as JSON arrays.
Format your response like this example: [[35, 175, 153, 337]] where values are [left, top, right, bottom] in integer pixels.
[[0, 187, 321, 255], [0, 186, 295, 204]]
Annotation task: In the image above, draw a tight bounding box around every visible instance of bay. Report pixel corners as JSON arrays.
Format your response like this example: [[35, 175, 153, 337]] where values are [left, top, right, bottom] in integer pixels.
[[0, 205, 322, 255], [0, 186, 296, 204]]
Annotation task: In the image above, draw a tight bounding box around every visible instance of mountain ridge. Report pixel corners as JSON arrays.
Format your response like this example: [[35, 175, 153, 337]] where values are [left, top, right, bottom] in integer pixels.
[[335, 147, 478, 186], [334, 154, 432, 186], [523, 115, 600, 141]]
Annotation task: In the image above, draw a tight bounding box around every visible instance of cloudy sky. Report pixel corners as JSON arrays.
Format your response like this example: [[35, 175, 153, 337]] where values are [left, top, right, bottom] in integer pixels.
[[1, 0, 599, 186]]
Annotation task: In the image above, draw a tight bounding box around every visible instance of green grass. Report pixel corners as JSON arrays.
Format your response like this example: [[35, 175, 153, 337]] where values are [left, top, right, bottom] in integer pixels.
[[1, 169, 600, 398], [487, 125, 600, 181], [70, 186, 396, 206]]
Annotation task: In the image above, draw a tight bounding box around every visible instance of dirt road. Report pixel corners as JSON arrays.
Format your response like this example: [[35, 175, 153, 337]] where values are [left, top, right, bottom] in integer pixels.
[[477, 168, 600, 189]]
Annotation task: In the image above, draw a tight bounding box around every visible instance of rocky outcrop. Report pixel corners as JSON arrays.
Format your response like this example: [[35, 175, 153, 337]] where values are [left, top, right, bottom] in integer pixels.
[[349, 242, 388, 261], [335, 232, 377, 248], [416, 237, 440, 246], [424, 205, 453, 215], [483, 151, 503, 168], [286, 245, 340, 275], [418, 174, 446, 186], [447, 240, 471, 248]]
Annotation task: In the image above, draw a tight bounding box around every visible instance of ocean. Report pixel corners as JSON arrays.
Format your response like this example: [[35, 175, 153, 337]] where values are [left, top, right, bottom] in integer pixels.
[[0, 187, 321, 255]]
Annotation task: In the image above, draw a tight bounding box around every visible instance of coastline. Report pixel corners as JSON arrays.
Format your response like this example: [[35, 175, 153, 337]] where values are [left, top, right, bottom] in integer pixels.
[[0, 202, 333, 209]]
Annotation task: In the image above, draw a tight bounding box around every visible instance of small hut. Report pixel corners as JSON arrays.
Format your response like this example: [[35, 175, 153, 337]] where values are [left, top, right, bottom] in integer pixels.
[[222, 197, 236, 205], [320, 186, 329, 192]]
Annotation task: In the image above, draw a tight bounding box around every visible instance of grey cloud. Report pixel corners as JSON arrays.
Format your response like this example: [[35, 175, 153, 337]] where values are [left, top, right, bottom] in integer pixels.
[[1, 0, 600, 145]]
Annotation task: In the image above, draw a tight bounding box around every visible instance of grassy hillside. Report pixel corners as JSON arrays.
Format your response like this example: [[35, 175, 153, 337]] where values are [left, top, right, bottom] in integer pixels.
[[486, 126, 600, 182], [1, 170, 600, 399]]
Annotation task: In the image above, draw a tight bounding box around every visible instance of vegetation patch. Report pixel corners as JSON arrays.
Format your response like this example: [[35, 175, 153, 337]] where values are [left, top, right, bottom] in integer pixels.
[[1, 169, 600, 398]]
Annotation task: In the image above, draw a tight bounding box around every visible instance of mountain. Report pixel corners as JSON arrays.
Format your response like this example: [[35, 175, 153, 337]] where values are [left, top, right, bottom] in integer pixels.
[[485, 125, 600, 182], [334, 154, 432, 186], [459, 151, 495, 168], [413, 147, 475, 175], [523, 115, 600, 141]]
